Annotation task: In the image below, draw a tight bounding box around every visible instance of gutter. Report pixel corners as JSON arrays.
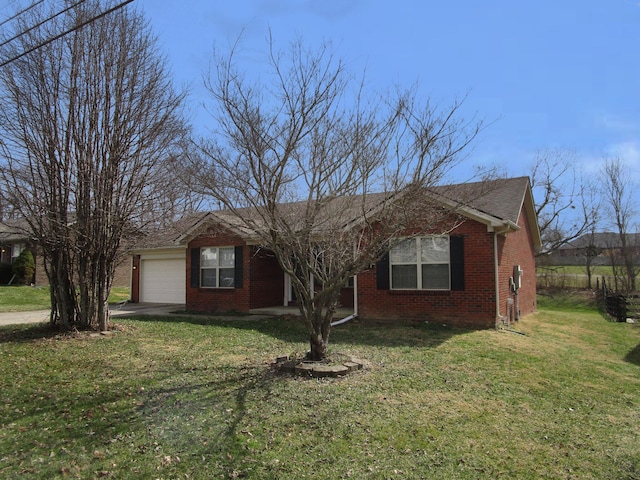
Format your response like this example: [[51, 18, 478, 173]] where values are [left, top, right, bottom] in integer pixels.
[[494, 219, 520, 236]]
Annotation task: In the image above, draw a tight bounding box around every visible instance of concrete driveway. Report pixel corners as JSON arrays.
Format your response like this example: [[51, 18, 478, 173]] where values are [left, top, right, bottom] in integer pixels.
[[0, 303, 183, 326], [0, 310, 50, 326]]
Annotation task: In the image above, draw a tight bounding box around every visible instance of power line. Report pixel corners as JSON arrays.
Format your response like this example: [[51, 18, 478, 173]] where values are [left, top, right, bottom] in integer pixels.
[[0, 0, 45, 29], [0, 0, 135, 68], [0, 0, 88, 49]]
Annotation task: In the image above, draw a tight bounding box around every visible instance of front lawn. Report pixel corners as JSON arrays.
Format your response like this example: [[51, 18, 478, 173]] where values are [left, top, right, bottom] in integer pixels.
[[0, 301, 638, 478]]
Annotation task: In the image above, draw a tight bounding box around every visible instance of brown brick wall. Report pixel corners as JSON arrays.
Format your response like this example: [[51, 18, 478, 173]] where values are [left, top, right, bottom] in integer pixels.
[[338, 287, 355, 308], [33, 249, 130, 288], [357, 220, 498, 328], [34, 251, 47, 286], [183, 209, 537, 326], [130, 255, 140, 301], [496, 209, 537, 322], [186, 228, 251, 313], [249, 247, 285, 309], [112, 258, 131, 288]]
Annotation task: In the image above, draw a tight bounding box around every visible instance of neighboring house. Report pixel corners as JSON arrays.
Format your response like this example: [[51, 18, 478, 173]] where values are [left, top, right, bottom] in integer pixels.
[[0, 218, 130, 287], [130, 177, 540, 328], [0, 218, 38, 284], [548, 233, 640, 267], [0, 218, 31, 264]]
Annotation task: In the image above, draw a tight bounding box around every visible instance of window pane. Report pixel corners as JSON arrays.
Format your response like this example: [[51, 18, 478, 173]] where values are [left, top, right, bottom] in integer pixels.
[[219, 268, 235, 288], [422, 264, 450, 290], [390, 238, 417, 263], [201, 268, 217, 287], [392, 264, 417, 289], [201, 248, 218, 268], [421, 236, 449, 263], [219, 247, 235, 267]]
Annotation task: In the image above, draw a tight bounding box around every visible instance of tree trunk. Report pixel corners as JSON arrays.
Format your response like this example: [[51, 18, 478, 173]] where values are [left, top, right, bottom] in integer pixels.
[[48, 250, 78, 330], [306, 294, 337, 361], [309, 333, 328, 361], [0, 2, 187, 335], [97, 280, 111, 332]]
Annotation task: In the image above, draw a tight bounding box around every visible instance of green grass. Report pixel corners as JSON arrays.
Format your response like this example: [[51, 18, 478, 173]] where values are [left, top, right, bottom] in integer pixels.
[[0, 286, 130, 312], [537, 265, 617, 276], [536, 265, 634, 289], [537, 289, 599, 312], [0, 301, 638, 479]]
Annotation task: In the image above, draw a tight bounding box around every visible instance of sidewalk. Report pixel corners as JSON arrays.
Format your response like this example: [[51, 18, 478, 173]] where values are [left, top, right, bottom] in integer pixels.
[[0, 304, 180, 327], [0, 310, 50, 326], [0, 303, 275, 326]]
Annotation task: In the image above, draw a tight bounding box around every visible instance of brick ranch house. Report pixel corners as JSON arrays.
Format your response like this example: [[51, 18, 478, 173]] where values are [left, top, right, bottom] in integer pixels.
[[130, 176, 540, 328], [0, 218, 38, 284]]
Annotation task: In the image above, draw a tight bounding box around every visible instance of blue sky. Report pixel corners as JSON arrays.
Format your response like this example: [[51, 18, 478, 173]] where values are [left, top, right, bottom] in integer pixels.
[[137, 0, 640, 186], [1, 0, 635, 187]]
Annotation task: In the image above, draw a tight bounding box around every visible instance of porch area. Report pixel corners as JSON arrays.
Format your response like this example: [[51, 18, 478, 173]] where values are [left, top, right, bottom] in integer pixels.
[[250, 305, 355, 319]]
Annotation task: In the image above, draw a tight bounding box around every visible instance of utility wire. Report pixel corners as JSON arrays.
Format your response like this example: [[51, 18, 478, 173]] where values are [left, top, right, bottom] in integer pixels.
[[0, 0, 46, 29], [0, 0, 88, 49], [0, 0, 134, 68]]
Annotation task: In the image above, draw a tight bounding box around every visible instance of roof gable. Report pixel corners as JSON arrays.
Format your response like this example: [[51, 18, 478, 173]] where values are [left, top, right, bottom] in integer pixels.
[[431, 176, 541, 249], [434, 176, 530, 224], [0, 218, 32, 243]]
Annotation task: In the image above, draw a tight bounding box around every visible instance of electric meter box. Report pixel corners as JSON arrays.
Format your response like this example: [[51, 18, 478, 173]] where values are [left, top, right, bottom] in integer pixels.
[[513, 265, 523, 290]]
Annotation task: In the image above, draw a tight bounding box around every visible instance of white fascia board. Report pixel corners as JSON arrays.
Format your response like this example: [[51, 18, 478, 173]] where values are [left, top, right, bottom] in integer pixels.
[[175, 212, 217, 243], [431, 191, 516, 233], [176, 211, 257, 244], [131, 246, 186, 258]]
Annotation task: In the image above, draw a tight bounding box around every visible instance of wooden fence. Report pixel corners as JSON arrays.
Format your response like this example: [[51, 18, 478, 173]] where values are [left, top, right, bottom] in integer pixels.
[[536, 273, 639, 321], [598, 279, 640, 322], [536, 273, 616, 290]]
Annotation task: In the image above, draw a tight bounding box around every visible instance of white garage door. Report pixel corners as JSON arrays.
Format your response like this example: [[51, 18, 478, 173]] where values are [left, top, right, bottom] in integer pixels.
[[140, 258, 186, 304]]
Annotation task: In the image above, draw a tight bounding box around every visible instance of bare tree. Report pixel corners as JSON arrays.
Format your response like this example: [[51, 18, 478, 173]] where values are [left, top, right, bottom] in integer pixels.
[[530, 148, 598, 256], [133, 140, 210, 231], [195, 36, 480, 360], [583, 225, 601, 290], [601, 157, 639, 293], [0, 1, 188, 330]]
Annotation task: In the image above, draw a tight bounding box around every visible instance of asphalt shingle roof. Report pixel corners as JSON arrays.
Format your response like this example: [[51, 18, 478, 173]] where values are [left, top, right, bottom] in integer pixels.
[[0, 218, 32, 242], [434, 176, 529, 224], [144, 176, 532, 248]]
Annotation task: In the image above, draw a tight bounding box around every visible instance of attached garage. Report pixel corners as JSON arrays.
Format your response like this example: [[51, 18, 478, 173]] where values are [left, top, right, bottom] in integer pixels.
[[134, 249, 186, 304]]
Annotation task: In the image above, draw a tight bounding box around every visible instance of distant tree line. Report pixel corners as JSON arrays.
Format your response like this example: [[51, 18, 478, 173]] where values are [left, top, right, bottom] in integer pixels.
[[530, 151, 638, 293]]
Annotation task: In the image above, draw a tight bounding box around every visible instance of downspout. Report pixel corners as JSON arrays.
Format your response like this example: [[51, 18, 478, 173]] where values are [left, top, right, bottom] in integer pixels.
[[494, 220, 519, 326], [331, 274, 358, 327], [494, 232, 507, 326], [283, 273, 290, 306]]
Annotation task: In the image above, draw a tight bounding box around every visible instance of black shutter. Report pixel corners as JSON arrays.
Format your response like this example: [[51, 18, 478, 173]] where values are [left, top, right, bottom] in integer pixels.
[[450, 236, 464, 291], [234, 246, 244, 288], [376, 251, 390, 290], [190, 248, 200, 288]]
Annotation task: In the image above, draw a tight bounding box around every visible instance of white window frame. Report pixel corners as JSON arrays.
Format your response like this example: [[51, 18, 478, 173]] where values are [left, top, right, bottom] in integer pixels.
[[12, 243, 24, 259], [390, 235, 450, 290], [200, 246, 235, 288]]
